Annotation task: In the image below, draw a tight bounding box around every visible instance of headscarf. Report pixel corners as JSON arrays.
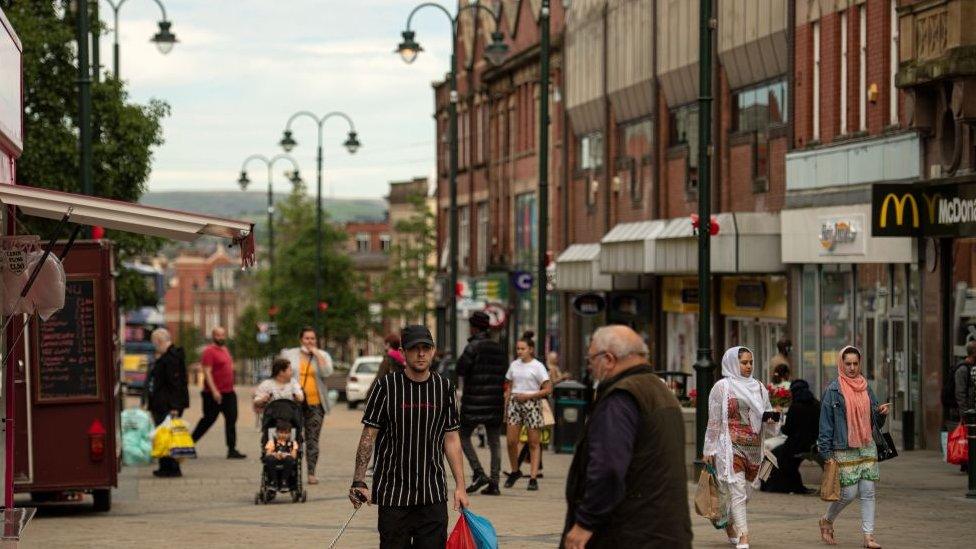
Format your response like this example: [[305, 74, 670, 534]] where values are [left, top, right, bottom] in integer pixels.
[[388, 348, 405, 366], [836, 345, 873, 448], [789, 379, 815, 404], [721, 346, 766, 432]]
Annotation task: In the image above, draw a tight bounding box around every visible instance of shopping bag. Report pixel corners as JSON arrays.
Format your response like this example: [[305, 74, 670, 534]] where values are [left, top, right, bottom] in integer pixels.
[[541, 399, 556, 427], [121, 408, 153, 466], [947, 422, 969, 465], [463, 508, 499, 549], [167, 418, 197, 459], [151, 420, 173, 459], [446, 512, 476, 549], [820, 459, 841, 501], [694, 467, 720, 521]]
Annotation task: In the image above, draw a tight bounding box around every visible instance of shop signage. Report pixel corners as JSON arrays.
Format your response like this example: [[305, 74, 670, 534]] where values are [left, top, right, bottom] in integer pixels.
[[572, 293, 606, 316], [483, 302, 507, 328], [818, 215, 864, 255], [872, 181, 976, 237], [474, 273, 508, 302], [733, 282, 766, 310], [513, 271, 533, 292]]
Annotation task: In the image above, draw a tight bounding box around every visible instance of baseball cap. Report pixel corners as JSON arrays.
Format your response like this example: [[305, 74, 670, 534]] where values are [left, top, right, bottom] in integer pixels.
[[401, 325, 435, 350]]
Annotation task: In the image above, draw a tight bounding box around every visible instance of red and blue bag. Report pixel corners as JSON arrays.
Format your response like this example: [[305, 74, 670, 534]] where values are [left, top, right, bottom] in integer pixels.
[[446, 512, 476, 549], [463, 508, 498, 549]]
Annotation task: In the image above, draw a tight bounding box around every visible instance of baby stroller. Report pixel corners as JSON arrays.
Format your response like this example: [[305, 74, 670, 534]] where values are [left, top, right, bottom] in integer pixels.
[[255, 399, 307, 504]]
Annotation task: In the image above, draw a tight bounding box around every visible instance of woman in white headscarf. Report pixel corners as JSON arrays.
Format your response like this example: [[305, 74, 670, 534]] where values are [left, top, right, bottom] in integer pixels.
[[704, 346, 779, 549]]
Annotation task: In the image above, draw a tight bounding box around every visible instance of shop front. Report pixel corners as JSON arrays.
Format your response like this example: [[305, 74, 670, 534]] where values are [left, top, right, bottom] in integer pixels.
[[782, 203, 919, 447], [554, 244, 612, 380], [721, 275, 788, 382]]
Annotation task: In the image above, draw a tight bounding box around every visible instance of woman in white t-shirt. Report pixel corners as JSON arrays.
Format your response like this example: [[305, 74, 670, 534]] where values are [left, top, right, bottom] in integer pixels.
[[503, 331, 552, 491]]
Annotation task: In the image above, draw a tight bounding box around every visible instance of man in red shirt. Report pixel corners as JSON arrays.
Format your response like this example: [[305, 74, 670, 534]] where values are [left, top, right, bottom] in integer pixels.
[[190, 327, 246, 459]]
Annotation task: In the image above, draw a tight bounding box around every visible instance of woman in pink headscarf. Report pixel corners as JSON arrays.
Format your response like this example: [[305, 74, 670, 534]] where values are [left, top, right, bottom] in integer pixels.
[[817, 346, 890, 548]]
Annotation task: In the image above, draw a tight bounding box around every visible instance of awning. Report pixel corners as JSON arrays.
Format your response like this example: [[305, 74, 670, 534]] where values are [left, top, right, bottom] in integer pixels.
[[0, 184, 255, 267], [600, 220, 667, 274], [655, 212, 783, 274], [555, 243, 612, 291]]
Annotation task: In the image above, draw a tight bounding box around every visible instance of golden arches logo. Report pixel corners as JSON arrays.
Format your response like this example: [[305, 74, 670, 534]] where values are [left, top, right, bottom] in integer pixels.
[[879, 193, 920, 228], [922, 192, 942, 224]]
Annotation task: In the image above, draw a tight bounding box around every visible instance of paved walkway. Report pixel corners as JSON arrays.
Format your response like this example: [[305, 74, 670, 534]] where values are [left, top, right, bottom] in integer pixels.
[[15, 386, 976, 548]]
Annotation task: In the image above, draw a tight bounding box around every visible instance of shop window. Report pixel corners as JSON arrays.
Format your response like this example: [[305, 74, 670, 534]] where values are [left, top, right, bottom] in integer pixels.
[[800, 265, 820, 393], [821, 264, 853, 378], [578, 131, 604, 170], [733, 78, 788, 133], [514, 193, 537, 268], [669, 104, 699, 192]]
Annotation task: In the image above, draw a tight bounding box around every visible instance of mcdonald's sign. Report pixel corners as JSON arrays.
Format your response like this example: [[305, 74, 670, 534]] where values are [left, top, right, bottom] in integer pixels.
[[872, 180, 976, 237]]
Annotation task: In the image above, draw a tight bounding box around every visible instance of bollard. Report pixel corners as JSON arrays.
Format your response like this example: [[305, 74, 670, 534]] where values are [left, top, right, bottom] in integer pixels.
[[966, 408, 976, 499]]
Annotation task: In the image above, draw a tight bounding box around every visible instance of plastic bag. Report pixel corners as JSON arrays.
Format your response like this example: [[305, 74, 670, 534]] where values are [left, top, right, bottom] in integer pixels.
[[947, 422, 969, 465], [463, 509, 498, 549], [167, 418, 197, 459], [24, 250, 65, 320], [446, 512, 476, 549], [151, 418, 173, 459], [121, 408, 153, 466]]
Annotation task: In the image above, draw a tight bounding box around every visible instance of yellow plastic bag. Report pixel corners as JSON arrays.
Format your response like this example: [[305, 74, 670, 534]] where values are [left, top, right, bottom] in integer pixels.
[[151, 423, 173, 459], [168, 418, 197, 459]]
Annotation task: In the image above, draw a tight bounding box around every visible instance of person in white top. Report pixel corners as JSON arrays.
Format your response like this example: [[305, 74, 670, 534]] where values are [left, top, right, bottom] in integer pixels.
[[254, 358, 305, 406], [503, 331, 552, 491]]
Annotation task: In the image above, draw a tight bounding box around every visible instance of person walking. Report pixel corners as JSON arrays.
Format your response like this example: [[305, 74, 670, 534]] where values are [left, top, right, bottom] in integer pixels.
[[761, 379, 821, 494], [503, 331, 551, 491], [818, 346, 890, 548], [190, 327, 246, 459], [944, 340, 976, 472], [147, 328, 189, 478], [279, 327, 333, 485], [456, 311, 508, 496], [562, 325, 692, 549], [703, 346, 779, 549], [349, 325, 469, 548]]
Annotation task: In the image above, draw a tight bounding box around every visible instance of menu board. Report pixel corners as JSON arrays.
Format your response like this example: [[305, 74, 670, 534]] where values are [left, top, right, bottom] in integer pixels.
[[36, 279, 99, 401]]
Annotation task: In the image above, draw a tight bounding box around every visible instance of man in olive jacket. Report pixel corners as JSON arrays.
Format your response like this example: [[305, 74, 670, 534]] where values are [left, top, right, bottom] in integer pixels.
[[562, 325, 692, 549], [456, 311, 509, 495]]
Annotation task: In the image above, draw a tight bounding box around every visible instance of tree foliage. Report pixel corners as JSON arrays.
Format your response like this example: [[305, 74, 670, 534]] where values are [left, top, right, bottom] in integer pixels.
[[379, 192, 435, 326], [8, 2, 169, 309]]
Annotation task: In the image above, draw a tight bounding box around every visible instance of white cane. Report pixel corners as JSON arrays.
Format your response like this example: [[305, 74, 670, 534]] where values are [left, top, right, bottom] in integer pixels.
[[330, 492, 367, 548]]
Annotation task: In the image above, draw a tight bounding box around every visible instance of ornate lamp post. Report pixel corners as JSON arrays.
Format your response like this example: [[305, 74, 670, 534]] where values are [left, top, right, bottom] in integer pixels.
[[103, 0, 178, 77]]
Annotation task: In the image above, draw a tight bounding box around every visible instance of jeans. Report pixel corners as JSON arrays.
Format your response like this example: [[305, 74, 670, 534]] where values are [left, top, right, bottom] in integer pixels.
[[378, 502, 447, 549], [191, 391, 239, 451], [460, 423, 501, 484], [825, 479, 876, 534]]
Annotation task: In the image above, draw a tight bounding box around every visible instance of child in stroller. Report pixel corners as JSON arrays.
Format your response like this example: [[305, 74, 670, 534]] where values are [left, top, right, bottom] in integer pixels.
[[255, 399, 306, 504]]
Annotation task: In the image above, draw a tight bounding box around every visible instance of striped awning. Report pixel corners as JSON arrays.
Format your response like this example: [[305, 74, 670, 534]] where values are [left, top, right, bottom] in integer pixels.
[[555, 243, 612, 291]]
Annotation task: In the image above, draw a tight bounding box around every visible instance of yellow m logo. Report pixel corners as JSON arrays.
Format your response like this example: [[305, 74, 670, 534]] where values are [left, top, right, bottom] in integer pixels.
[[922, 192, 942, 224], [879, 193, 920, 228]]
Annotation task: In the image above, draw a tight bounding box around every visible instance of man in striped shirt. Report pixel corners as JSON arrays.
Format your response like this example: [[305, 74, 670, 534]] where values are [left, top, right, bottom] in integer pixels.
[[350, 325, 469, 548]]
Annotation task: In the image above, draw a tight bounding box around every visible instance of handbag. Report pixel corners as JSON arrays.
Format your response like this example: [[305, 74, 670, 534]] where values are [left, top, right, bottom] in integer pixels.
[[820, 459, 841, 502], [541, 399, 556, 427], [873, 424, 898, 462]]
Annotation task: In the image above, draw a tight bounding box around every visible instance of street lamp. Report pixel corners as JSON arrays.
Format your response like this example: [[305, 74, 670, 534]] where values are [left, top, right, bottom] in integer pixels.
[[104, 0, 178, 78], [238, 153, 302, 306], [397, 1, 508, 357], [278, 112, 361, 339]]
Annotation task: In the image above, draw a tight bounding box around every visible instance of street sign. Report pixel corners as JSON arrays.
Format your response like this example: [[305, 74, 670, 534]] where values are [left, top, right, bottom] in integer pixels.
[[267, 322, 279, 336], [572, 293, 606, 316], [513, 271, 533, 293], [483, 303, 507, 328], [256, 332, 270, 344]]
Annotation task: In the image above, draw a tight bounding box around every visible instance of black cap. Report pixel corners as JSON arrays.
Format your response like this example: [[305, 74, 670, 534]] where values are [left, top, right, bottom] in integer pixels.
[[469, 311, 490, 330], [401, 325, 434, 350]]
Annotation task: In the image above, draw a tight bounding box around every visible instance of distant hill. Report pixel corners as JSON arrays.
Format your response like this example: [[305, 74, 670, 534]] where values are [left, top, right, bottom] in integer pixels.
[[141, 191, 387, 223]]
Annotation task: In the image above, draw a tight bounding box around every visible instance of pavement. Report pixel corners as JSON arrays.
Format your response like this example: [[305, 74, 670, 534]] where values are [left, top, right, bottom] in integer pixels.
[[13, 385, 976, 548]]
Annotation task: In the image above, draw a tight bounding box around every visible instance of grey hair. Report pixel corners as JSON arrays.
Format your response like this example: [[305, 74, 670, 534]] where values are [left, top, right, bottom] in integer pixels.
[[590, 326, 649, 359], [150, 328, 172, 345]]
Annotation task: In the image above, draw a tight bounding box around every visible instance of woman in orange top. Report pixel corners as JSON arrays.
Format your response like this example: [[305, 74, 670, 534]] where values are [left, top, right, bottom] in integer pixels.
[[280, 326, 333, 484]]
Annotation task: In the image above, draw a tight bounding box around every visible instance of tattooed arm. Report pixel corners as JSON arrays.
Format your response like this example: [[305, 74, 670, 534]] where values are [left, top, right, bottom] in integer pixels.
[[349, 426, 378, 508]]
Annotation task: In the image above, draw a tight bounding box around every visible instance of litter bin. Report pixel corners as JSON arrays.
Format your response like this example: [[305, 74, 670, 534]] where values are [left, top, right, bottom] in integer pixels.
[[553, 380, 590, 454]]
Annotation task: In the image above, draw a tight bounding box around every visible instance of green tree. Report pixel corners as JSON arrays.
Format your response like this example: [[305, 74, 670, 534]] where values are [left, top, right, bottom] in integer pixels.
[[232, 304, 269, 360], [258, 187, 368, 350], [8, 2, 169, 309], [380, 192, 435, 326]]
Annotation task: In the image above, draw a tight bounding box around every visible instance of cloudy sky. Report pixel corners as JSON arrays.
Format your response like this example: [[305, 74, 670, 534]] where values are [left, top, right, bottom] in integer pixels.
[[112, 0, 453, 198]]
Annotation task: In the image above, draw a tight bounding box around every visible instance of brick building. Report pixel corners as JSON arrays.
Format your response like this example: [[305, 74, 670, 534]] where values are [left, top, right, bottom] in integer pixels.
[[163, 246, 243, 345], [343, 220, 392, 356]]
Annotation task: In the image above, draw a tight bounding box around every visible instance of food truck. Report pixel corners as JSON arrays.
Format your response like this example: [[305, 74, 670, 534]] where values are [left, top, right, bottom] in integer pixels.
[[0, 7, 254, 537]]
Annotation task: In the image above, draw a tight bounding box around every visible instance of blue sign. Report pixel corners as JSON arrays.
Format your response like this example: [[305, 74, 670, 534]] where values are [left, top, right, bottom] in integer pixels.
[[513, 271, 533, 292]]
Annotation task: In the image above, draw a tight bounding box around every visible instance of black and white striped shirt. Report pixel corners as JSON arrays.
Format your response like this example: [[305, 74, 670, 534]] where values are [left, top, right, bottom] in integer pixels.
[[362, 371, 460, 507]]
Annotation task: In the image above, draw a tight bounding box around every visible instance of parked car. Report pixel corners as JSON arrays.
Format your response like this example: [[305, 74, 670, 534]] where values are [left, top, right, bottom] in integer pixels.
[[345, 356, 382, 409], [326, 360, 350, 402]]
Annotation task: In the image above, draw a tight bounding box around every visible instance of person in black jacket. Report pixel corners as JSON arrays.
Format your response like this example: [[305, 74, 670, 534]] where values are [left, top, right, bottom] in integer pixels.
[[148, 328, 190, 478], [456, 311, 508, 496], [761, 378, 821, 494]]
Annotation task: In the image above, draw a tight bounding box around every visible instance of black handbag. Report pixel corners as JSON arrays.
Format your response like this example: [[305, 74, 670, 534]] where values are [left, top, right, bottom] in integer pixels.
[[873, 425, 898, 462]]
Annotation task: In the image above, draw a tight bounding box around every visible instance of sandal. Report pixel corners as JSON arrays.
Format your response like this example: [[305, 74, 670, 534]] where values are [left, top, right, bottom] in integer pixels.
[[863, 535, 882, 549], [819, 517, 836, 545]]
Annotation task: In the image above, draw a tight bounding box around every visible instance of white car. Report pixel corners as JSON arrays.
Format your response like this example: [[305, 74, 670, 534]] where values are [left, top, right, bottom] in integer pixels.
[[345, 356, 382, 409]]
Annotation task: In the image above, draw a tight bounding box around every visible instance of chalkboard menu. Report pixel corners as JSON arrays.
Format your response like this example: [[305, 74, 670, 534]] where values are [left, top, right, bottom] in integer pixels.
[[36, 279, 99, 401]]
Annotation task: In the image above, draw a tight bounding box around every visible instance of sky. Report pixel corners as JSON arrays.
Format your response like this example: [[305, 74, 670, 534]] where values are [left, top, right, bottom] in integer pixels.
[[110, 0, 454, 198]]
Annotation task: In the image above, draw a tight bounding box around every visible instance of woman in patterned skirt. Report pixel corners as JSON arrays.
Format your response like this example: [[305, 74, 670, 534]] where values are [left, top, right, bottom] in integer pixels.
[[704, 346, 780, 549], [817, 346, 890, 548], [503, 331, 552, 491]]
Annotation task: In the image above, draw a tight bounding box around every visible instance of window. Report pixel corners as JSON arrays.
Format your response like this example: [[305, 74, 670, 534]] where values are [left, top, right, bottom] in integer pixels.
[[355, 232, 369, 253], [459, 206, 470, 269], [618, 118, 653, 202], [813, 21, 821, 141], [669, 104, 699, 190], [841, 10, 849, 134], [890, 0, 899, 126], [733, 79, 788, 133], [476, 202, 488, 272], [379, 234, 391, 252], [514, 193, 537, 268], [578, 131, 604, 170], [858, 5, 867, 132]]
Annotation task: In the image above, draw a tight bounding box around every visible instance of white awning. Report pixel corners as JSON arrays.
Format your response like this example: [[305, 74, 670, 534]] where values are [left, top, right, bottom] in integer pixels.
[[600, 220, 667, 273], [555, 244, 612, 291], [0, 184, 255, 266], [655, 212, 783, 274]]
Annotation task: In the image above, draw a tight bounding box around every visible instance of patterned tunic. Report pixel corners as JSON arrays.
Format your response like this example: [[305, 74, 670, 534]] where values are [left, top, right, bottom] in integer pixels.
[[835, 441, 880, 487], [728, 397, 762, 481]]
